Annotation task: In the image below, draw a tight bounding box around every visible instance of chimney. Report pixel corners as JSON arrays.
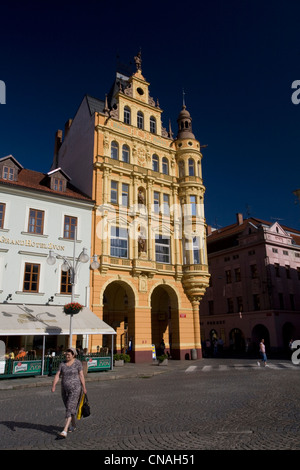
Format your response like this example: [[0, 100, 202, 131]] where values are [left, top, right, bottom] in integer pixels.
[[64, 119, 72, 139], [236, 213, 243, 225], [207, 225, 212, 236], [53, 130, 63, 168]]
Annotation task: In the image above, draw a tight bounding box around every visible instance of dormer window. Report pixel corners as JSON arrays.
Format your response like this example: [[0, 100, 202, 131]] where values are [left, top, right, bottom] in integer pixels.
[[3, 166, 14, 181], [48, 168, 69, 193], [53, 178, 65, 192]]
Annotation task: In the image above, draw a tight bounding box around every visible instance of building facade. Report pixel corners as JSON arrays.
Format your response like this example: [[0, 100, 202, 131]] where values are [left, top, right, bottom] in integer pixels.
[[0, 155, 94, 353], [199, 213, 300, 354], [53, 53, 210, 362]]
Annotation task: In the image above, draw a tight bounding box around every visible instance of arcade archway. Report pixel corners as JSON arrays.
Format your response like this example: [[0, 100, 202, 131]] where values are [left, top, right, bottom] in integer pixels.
[[102, 281, 135, 355], [150, 284, 179, 358]]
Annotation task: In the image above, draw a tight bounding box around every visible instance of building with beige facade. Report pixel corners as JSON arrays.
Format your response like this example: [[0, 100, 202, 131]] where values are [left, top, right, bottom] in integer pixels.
[[53, 53, 210, 362]]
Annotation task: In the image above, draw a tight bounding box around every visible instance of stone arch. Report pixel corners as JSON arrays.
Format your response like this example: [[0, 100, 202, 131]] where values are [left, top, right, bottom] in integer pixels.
[[150, 282, 180, 359], [101, 279, 136, 356], [251, 324, 270, 352]]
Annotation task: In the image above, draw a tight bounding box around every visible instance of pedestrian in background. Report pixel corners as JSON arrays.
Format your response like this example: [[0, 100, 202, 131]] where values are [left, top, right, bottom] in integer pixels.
[[257, 339, 268, 367], [51, 347, 87, 438]]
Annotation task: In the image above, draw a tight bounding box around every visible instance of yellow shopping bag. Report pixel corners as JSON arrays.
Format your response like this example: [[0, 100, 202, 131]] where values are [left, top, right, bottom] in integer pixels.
[[77, 392, 85, 420]]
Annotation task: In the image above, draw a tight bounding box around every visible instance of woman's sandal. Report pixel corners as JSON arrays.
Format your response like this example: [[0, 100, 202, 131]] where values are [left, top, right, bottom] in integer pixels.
[[68, 426, 77, 433], [57, 430, 67, 438]]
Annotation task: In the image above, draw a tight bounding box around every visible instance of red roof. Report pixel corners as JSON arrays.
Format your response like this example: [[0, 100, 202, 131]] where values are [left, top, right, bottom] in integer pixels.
[[0, 168, 92, 202]]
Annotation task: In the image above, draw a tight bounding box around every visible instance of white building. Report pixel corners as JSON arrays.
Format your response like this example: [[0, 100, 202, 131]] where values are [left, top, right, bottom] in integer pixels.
[[0, 155, 97, 354]]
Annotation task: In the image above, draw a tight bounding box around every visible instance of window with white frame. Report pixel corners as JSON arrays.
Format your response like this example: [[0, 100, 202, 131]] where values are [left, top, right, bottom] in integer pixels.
[[110, 226, 128, 258], [155, 234, 171, 263]]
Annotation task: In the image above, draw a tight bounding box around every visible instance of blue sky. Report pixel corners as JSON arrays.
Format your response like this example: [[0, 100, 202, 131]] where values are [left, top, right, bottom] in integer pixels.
[[1, 0, 300, 230]]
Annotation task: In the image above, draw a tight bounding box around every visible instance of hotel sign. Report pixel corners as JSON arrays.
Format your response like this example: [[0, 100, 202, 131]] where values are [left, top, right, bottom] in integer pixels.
[[0, 236, 65, 251]]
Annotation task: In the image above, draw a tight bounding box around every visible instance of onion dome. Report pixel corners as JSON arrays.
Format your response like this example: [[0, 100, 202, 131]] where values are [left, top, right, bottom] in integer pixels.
[[176, 105, 195, 139]]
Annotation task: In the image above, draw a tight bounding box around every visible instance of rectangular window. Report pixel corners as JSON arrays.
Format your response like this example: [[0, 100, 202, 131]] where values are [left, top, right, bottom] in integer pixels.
[[60, 270, 72, 294], [192, 236, 200, 264], [285, 265, 291, 279], [155, 234, 170, 263], [0, 203, 5, 229], [64, 216, 77, 240], [163, 193, 170, 215], [190, 195, 197, 216], [111, 181, 118, 204], [153, 191, 160, 213], [237, 296, 243, 313], [225, 270, 232, 284], [290, 294, 295, 311], [110, 226, 128, 258], [23, 263, 40, 292], [253, 294, 260, 311], [250, 264, 258, 279], [278, 293, 284, 310], [234, 267, 241, 282], [208, 300, 214, 315], [275, 263, 280, 277], [121, 183, 129, 207], [28, 209, 44, 234], [3, 166, 14, 180], [54, 178, 64, 191], [227, 298, 234, 313]]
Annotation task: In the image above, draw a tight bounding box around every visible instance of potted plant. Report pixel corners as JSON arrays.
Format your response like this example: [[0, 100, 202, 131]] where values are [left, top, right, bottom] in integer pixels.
[[63, 302, 84, 315], [113, 353, 130, 366], [157, 354, 168, 366]]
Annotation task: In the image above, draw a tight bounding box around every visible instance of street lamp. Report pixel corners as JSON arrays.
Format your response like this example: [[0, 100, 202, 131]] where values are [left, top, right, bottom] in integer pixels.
[[46, 237, 100, 347]]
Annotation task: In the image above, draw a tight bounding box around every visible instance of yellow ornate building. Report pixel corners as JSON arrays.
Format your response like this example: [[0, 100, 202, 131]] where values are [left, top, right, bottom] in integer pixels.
[[53, 53, 210, 361]]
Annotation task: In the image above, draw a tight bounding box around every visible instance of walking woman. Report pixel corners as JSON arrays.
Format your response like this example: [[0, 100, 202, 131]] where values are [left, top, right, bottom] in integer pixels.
[[51, 348, 87, 438]]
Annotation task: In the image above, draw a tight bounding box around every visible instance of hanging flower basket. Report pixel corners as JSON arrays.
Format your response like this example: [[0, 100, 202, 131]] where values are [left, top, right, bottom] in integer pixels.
[[63, 302, 84, 315]]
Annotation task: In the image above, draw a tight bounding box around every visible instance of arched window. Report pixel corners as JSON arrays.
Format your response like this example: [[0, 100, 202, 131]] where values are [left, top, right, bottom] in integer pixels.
[[188, 158, 195, 176], [124, 106, 131, 125], [137, 111, 144, 129], [150, 116, 156, 134], [152, 154, 159, 172], [111, 141, 119, 160], [162, 157, 169, 175], [122, 144, 130, 163]]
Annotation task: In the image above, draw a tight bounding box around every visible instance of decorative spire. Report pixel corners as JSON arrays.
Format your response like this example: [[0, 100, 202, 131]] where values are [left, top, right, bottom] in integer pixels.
[[103, 94, 109, 115], [168, 119, 173, 139], [182, 88, 186, 107]]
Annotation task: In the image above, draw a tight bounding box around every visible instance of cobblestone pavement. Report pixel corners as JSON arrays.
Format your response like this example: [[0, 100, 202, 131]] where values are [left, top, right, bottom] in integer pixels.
[[0, 359, 299, 451]]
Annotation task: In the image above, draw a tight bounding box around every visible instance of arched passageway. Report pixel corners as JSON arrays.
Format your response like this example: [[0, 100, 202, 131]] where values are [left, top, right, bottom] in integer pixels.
[[102, 281, 135, 356], [150, 284, 179, 359]]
